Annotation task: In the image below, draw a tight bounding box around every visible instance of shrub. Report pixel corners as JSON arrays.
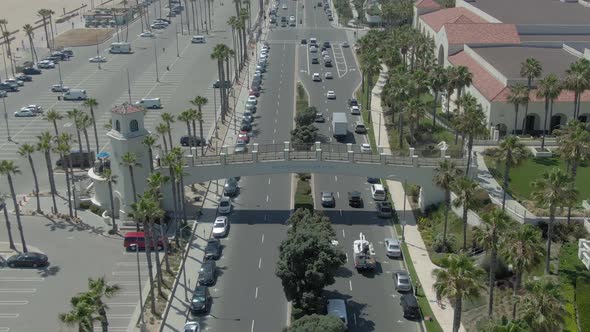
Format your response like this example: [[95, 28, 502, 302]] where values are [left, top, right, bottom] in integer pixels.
[[473, 189, 492, 207], [537, 221, 589, 243], [432, 233, 455, 253], [79, 201, 91, 209], [576, 277, 590, 332], [479, 255, 512, 280], [89, 204, 105, 216]]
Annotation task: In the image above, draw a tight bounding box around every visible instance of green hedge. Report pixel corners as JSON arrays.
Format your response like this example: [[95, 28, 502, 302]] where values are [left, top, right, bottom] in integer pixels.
[[576, 277, 590, 332], [294, 174, 314, 211]]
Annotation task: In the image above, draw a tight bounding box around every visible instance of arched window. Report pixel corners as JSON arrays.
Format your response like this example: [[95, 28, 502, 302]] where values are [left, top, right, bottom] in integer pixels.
[[130, 119, 139, 132], [115, 120, 121, 132]]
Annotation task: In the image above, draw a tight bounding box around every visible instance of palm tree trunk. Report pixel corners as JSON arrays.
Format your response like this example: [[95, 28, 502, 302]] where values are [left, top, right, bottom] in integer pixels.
[[462, 205, 468, 251], [465, 136, 474, 177], [513, 105, 519, 135], [398, 112, 404, 149], [549, 100, 555, 134], [198, 119, 204, 155], [453, 294, 463, 332], [502, 158, 511, 209], [129, 166, 139, 231], [75, 129, 84, 160], [148, 220, 163, 295], [168, 169, 180, 247], [52, 120, 60, 137], [27, 156, 42, 213], [136, 0, 144, 31], [166, 128, 173, 150], [159, 222, 171, 272], [191, 0, 197, 33], [48, 15, 55, 50], [2, 200, 16, 249], [44, 151, 58, 212], [107, 181, 117, 232], [28, 35, 35, 63], [184, 0, 191, 32], [545, 206, 555, 275], [90, 107, 100, 154], [432, 91, 438, 131], [42, 18, 50, 48], [82, 128, 92, 169], [442, 191, 450, 244], [185, 120, 192, 152], [566, 161, 577, 225], [488, 244, 497, 317], [147, 147, 154, 173], [98, 306, 108, 332], [64, 157, 74, 218], [207, 0, 212, 30], [179, 174, 188, 226], [161, 135, 169, 154], [541, 98, 549, 150], [511, 271, 522, 320], [143, 220, 157, 314], [7, 174, 27, 253], [241, 22, 247, 61]]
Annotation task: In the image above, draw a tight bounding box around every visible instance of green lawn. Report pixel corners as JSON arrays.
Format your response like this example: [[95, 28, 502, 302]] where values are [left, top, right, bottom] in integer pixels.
[[484, 156, 590, 205]]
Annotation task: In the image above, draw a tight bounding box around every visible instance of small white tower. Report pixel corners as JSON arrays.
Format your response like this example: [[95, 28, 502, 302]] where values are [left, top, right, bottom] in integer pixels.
[[107, 103, 151, 216]]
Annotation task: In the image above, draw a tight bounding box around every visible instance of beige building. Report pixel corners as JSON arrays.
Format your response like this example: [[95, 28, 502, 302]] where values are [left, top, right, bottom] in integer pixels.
[[413, 0, 590, 136]]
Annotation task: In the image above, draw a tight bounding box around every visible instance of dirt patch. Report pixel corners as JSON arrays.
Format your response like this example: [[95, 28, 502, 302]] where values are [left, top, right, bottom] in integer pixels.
[[54, 28, 114, 48]]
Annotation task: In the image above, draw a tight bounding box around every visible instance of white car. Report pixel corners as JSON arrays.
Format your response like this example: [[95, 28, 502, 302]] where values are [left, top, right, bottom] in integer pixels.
[[384, 238, 402, 258], [312, 73, 321, 81], [321, 50, 329, 56], [310, 46, 318, 53], [218, 196, 232, 214], [37, 60, 55, 68], [282, 3, 287, 9], [183, 321, 200, 332], [324, 72, 333, 79], [151, 22, 167, 29], [361, 143, 371, 153], [212, 216, 229, 237], [89, 56, 107, 63], [140, 31, 155, 37], [350, 105, 360, 115], [0, 91, 7, 98], [14, 109, 35, 117], [261, 45, 269, 53], [22, 105, 42, 114], [247, 95, 257, 105], [342, 41, 350, 48], [5, 79, 24, 87], [326, 91, 336, 99], [51, 84, 69, 92]]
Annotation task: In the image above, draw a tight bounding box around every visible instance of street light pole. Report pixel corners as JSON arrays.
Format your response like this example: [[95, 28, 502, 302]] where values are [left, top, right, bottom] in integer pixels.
[[57, 62, 63, 86], [175, 24, 180, 57], [213, 88, 218, 137], [402, 179, 407, 242], [2, 97, 11, 141], [153, 38, 160, 82]]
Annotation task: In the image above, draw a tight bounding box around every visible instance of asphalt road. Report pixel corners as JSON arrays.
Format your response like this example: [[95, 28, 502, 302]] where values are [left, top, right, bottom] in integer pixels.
[[0, 0, 250, 195]]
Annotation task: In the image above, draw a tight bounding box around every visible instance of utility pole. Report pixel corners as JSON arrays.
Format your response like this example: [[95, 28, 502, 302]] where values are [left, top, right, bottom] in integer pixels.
[[175, 24, 180, 57], [2, 96, 11, 141], [402, 179, 407, 242], [57, 62, 63, 87], [127, 69, 132, 103], [153, 37, 159, 82]]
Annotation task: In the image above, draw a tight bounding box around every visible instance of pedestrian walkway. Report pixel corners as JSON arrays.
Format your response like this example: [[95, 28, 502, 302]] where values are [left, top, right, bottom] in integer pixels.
[[369, 64, 465, 332]]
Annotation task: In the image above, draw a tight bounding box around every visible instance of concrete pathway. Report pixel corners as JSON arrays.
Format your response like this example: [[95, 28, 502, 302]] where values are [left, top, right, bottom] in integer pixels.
[[368, 65, 465, 332]]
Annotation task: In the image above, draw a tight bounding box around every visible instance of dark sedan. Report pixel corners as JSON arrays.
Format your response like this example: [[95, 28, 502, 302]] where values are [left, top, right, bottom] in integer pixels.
[[22, 67, 42, 75], [180, 135, 202, 147], [6, 252, 48, 268], [198, 261, 217, 286], [204, 238, 221, 260], [190, 285, 211, 314]]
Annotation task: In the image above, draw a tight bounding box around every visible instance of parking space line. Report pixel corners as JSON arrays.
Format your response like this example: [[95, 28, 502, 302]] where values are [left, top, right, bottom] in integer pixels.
[[0, 314, 19, 319], [0, 289, 36, 293], [0, 327, 9, 332], [0, 301, 27, 306], [0, 277, 44, 282]]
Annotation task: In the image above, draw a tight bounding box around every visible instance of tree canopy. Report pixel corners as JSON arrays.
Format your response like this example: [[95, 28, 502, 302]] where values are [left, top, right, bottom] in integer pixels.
[[295, 106, 318, 127], [288, 314, 346, 332]]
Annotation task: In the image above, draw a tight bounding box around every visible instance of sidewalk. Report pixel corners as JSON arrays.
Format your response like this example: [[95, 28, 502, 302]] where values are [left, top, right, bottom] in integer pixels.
[[368, 65, 464, 332]]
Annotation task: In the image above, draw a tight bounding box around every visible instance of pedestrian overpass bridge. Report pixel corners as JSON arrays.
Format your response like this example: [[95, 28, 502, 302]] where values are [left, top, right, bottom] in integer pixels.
[[157, 142, 469, 211]]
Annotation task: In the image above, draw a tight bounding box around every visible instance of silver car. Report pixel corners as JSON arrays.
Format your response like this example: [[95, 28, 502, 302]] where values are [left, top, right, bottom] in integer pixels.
[[394, 271, 412, 292], [384, 238, 402, 258], [218, 196, 232, 214]]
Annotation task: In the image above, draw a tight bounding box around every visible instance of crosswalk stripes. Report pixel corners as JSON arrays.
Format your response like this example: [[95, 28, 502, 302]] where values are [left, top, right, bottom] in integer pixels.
[[0, 35, 222, 161]]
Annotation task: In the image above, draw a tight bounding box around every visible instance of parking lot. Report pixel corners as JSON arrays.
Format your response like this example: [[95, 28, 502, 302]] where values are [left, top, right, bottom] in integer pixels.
[[0, 215, 149, 331]]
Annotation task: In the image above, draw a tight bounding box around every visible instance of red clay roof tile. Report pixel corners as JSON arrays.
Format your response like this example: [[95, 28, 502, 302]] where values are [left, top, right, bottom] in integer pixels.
[[415, 0, 441, 9], [444, 23, 521, 44], [448, 51, 505, 101], [420, 7, 487, 32]]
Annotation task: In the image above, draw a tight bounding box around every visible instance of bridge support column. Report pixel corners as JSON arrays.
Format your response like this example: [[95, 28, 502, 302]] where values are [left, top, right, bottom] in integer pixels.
[[347, 143, 354, 162], [252, 143, 259, 162], [284, 141, 290, 160], [315, 141, 322, 160]]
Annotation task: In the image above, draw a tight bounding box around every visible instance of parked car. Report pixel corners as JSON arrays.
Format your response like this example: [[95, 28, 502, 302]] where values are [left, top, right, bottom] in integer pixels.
[[198, 260, 217, 286], [180, 135, 202, 147], [204, 238, 222, 260], [6, 252, 48, 268], [315, 113, 325, 123], [400, 294, 421, 319], [348, 191, 363, 208], [223, 177, 239, 196], [190, 286, 211, 314], [350, 105, 361, 115], [140, 31, 155, 37], [37, 60, 55, 68], [324, 72, 333, 79], [0, 83, 17, 92], [89, 55, 107, 63], [384, 237, 402, 257], [326, 90, 336, 99], [217, 196, 232, 214], [321, 191, 335, 207], [51, 84, 70, 92], [213, 80, 231, 88], [14, 109, 35, 117], [238, 131, 250, 143], [21, 105, 43, 114], [240, 122, 252, 132], [212, 216, 229, 237], [5, 78, 24, 87], [376, 201, 393, 218], [15, 74, 32, 82], [360, 143, 372, 153], [393, 271, 412, 292], [22, 67, 42, 75], [348, 98, 358, 107]]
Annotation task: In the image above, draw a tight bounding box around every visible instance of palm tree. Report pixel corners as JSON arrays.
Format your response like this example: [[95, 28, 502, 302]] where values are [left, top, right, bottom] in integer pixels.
[[531, 168, 578, 274], [520, 58, 543, 135], [211, 44, 228, 122], [457, 95, 487, 175], [37, 9, 52, 49], [428, 66, 448, 130], [36, 132, 58, 213], [0, 161, 27, 253], [554, 120, 590, 224], [142, 134, 158, 173], [17, 144, 41, 213], [405, 98, 426, 143], [474, 209, 515, 318], [494, 136, 529, 209], [194, 109, 205, 155], [121, 152, 141, 231], [0, 20, 15, 76], [452, 65, 473, 114], [163, 152, 181, 247], [444, 66, 457, 118], [434, 160, 462, 246], [44, 109, 63, 137], [564, 58, 590, 119], [83, 98, 101, 153], [155, 123, 170, 154], [103, 169, 119, 233], [22, 24, 38, 64], [190, 96, 208, 153], [501, 225, 543, 319], [67, 109, 86, 158], [160, 112, 175, 149], [360, 52, 381, 118], [536, 74, 561, 149], [506, 84, 528, 135], [0, 195, 16, 250], [146, 172, 171, 273], [432, 253, 486, 332], [227, 16, 240, 76], [55, 139, 74, 218], [452, 177, 478, 251], [178, 110, 194, 153], [79, 114, 94, 168], [86, 277, 121, 332], [172, 160, 189, 228], [520, 277, 566, 331], [58, 293, 98, 331]]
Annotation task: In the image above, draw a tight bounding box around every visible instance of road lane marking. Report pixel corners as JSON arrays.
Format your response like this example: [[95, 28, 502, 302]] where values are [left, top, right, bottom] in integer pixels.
[[251, 320, 255, 332], [342, 229, 345, 238], [345, 252, 348, 262], [334, 175, 338, 182], [0, 314, 18, 319], [266, 195, 269, 202], [0, 277, 44, 282], [0, 301, 27, 305], [261, 233, 265, 244], [268, 178, 271, 185], [349, 280, 353, 291], [0, 289, 36, 293], [255, 287, 258, 299], [0, 327, 9, 332], [259, 257, 262, 269], [336, 192, 340, 199]]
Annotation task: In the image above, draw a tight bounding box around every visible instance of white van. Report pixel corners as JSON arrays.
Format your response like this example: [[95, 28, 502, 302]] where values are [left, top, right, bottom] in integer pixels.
[[327, 299, 348, 329], [109, 42, 132, 54], [135, 98, 162, 109], [62, 89, 88, 100], [371, 184, 386, 201], [191, 35, 206, 43], [310, 37, 317, 45]]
